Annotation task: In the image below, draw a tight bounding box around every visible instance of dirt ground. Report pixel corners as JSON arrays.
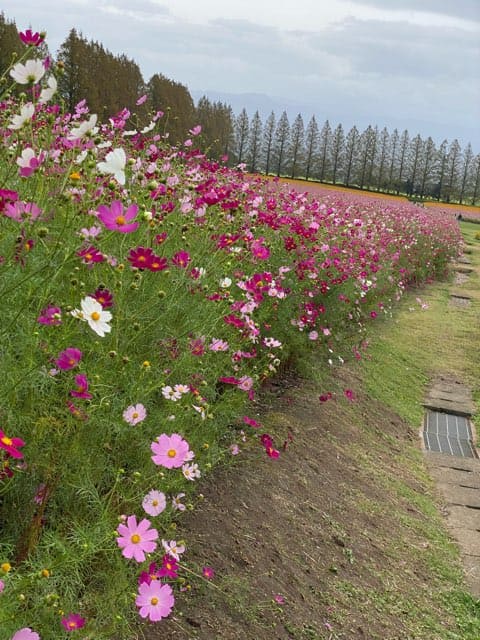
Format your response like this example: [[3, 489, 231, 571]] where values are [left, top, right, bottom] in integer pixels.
[[143, 367, 467, 640]]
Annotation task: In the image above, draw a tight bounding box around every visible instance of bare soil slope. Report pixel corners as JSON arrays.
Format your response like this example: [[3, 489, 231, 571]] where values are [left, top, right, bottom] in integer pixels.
[[145, 366, 474, 640]]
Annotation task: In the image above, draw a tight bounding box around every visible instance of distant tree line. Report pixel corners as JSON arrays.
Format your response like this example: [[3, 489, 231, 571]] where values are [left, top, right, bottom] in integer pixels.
[[1, 13, 479, 204], [228, 110, 480, 205]]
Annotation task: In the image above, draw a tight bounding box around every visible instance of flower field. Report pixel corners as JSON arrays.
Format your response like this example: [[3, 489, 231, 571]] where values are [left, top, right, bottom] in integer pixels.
[[0, 36, 463, 639]]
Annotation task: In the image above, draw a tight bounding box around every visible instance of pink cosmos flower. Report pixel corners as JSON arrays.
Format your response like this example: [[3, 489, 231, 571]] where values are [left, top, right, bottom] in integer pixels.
[[182, 462, 201, 481], [136, 581, 174, 622], [0, 430, 25, 459], [142, 490, 166, 516], [202, 566, 215, 580], [11, 629, 40, 640], [238, 376, 254, 391], [189, 125, 202, 136], [4, 201, 42, 222], [161, 539, 185, 561], [273, 594, 286, 605], [61, 613, 85, 631], [151, 433, 191, 468], [17, 148, 46, 177], [209, 338, 229, 352], [116, 515, 158, 562], [136, 94, 147, 105], [230, 444, 240, 455], [70, 374, 92, 400], [19, 29, 44, 46], [171, 493, 186, 511], [123, 403, 146, 426], [0, 579, 4, 592], [96, 200, 139, 233], [55, 347, 82, 370], [251, 240, 270, 260], [344, 389, 356, 402], [78, 225, 101, 240], [37, 306, 61, 325]]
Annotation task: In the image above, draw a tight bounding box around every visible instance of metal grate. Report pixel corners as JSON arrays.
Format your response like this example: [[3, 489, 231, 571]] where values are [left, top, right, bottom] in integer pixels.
[[423, 410, 477, 458]]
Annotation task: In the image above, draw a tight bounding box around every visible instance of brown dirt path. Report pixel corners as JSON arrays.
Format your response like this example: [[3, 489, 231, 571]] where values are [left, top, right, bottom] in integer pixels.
[[143, 367, 470, 640]]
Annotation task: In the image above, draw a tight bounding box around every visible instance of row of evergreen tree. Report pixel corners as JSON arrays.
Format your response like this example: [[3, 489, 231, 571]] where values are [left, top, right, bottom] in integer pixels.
[[1, 13, 479, 204]]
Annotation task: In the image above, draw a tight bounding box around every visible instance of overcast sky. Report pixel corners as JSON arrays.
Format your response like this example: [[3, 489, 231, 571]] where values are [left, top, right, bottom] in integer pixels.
[[2, 0, 479, 148]]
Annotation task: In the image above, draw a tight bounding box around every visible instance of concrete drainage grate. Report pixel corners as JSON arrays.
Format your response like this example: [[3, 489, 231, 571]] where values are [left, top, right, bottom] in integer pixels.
[[423, 410, 477, 458]]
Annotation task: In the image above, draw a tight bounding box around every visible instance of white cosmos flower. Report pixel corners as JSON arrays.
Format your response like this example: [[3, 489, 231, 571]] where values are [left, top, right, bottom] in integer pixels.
[[80, 296, 112, 337], [67, 114, 98, 141], [140, 121, 155, 134], [219, 277, 232, 288], [10, 59, 46, 84], [39, 75, 57, 104], [97, 148, 127, 185], [75, 150, 88, 164], [8, 103, 35, 130]]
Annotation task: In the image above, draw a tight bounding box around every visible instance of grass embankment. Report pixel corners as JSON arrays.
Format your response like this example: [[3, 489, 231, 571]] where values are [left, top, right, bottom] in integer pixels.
[[156, 224, 480, 640]]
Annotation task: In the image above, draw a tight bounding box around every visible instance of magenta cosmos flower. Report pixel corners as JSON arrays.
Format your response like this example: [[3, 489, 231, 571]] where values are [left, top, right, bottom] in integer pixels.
[[151, 433, 191, 469], [55, 347, 82, 370], [0, 430, 25, 459], [70, 374, 92, 400], [116, 515, 158, 562], [37, 306, 61, 325], [202, 566, 215, 580], [61, 613, 85, 631], [19, 29, 44, 46], [136, 580, 174, 622], [96, 200, 139, 233], [171, 250, 190, 268], [11, 629, 40, 640]]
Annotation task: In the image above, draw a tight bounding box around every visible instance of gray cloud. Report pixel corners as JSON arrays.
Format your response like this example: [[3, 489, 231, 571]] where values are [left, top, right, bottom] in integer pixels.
[[2, 1, 479, 146], [346, 0, 480, 22]]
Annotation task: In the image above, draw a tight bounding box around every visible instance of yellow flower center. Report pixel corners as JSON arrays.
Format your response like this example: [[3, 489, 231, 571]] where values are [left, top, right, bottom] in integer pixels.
[[152, 500, 158, 506], [130, 534, 141, 544], [132, 412, 139, 419], [115, 215, 126, 225], [85, 253, 93, 261], [1, 436, 13, 446], [68, 622, 77, 629], [150, 597, 159, 605], [91, 311, 101, 321], [167, 449, 177, 458], [70, 172, 81, 180]]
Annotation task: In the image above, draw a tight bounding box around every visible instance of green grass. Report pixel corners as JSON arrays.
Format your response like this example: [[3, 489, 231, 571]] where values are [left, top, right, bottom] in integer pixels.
[[356, 221, 480, 636]]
